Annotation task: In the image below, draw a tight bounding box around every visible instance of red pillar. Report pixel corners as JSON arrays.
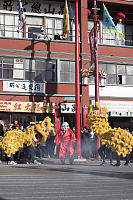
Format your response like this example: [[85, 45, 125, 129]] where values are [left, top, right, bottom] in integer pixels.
[[75, 0, 81, 158]]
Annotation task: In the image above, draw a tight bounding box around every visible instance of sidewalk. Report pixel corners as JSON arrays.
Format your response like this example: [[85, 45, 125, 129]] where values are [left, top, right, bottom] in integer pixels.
[[0, 156, 133, 166]]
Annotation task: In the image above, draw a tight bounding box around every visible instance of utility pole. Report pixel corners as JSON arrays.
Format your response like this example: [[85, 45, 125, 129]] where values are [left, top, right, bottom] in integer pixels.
[[93, 0, 101, 158]]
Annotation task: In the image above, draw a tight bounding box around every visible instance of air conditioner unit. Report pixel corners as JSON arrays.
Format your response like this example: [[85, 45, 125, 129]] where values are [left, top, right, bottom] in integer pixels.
[[14, 58, 24, 64]]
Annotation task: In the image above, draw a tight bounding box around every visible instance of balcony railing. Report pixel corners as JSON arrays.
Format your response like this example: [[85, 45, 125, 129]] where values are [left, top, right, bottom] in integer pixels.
[[0, 23, 76, 42]]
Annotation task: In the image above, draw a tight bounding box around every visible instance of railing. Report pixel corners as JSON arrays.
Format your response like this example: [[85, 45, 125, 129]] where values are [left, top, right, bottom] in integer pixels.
[[100, 37, 133, 46], [88, 29, 133, 47], [0, 23, 76, 41]]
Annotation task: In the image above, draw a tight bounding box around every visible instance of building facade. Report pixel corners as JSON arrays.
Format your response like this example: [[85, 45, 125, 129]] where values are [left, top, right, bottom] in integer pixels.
[[88, 0, 133, 131], [0, 0, 133, 132]]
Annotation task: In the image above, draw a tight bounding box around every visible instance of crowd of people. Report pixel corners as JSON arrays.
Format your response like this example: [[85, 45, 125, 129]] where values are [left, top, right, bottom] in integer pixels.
[[0, 120, 133, 166]]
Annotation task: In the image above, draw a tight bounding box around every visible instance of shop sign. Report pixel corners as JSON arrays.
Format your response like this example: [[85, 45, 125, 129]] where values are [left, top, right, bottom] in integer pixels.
[[3, 80, 45, 93], [61, 103, 76, 113], [100, 100, 133, 113], [91, 100, 133, 117], [109, 111, 133, 117], [0, 0, 65, 15], [0, 101, 55, 113]]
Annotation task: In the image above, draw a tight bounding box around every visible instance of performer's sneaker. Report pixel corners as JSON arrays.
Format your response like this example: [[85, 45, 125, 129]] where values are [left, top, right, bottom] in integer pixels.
[[8, 161, 17, 165], [100, 161, 108, 166], [114, 163, 121, 167], [33, 160, 41, 164], [124, 162, 129, 166]]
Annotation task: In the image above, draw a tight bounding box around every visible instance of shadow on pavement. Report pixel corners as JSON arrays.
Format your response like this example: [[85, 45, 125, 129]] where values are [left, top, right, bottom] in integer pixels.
[[46, 166, 133, 180], [12, 162, 133, 181], [0, 197, 6, 200]]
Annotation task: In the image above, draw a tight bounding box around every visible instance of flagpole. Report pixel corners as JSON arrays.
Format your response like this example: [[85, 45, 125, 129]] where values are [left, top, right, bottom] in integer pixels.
[[93, 0, 101, 158], [75, 0, 81, 158]]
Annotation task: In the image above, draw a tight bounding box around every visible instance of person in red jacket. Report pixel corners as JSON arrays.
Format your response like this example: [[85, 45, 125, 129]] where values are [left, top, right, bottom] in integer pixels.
[[54, 122, 76, 165]]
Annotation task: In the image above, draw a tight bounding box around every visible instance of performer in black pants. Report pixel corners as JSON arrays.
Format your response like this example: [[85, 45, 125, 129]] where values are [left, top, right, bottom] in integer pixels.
[[98, 144, 113, 166]]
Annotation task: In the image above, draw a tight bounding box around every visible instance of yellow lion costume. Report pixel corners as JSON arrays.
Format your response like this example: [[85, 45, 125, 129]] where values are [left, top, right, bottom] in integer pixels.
[[0, 117, 56, 157], [86, 103, 133, 157]]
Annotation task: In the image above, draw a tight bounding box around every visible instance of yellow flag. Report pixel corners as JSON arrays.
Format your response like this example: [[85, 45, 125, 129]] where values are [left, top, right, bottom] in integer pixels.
[[62, 0, 70, 40]]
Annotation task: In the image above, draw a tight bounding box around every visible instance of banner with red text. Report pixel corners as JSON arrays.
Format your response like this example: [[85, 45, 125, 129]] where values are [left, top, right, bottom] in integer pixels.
[[0, 101, 55, 113]]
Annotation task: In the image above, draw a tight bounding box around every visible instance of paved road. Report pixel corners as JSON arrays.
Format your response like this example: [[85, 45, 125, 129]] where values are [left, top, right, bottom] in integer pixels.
[[0, 158, 133, 200]]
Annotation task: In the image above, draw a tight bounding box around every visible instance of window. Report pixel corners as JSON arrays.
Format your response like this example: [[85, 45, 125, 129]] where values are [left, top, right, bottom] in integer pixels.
[[101, 20, 133, 46], [107, 64, 116, 74], [26, 15, 44, 39], [0, 13, 22, 38], [25, 71, 35, 80], [107, 75, 117, 85], [0, 11, 76, 41], [24, 59, 56, 82], [101, 21, 125, 46], [3, 58, 13, 79], [99, 63, 107, 72], [28, 27, 42, 39], [45, 17, 75, 41], [126, 65, 133, 85], [126, 65, 133, 75], [45, 17, 63, 39], [0, 57, 57, 82], [89, 62, 133, 86], [35, 60, 56, 82], [100, 63, 133, 85], [45, 60, 57, 82], [60, 61, 75, 83], [125, 24, 133, 46], [117, 65, 125, 75], [126, 76, 133, 85], [117, 65, 126, 84]]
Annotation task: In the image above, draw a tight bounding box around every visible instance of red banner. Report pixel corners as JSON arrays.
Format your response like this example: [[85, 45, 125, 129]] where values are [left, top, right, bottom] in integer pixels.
[[89, 29, 94, 65]]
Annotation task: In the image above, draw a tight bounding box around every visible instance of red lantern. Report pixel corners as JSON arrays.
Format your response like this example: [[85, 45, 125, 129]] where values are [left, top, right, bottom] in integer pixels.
[[87, 9, 91, 16], [116, 12, 125, 23]]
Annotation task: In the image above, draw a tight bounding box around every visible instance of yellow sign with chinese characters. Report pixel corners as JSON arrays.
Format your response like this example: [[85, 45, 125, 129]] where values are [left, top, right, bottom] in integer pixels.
[[0, 101, 55, 113]]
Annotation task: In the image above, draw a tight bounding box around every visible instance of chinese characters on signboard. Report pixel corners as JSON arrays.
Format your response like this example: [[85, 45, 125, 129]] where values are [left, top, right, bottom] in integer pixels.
[[1, 0, 65, 15], [0, 101, 55, 113], [61, 103, 76, 113], [3, 80, 45, 93]]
